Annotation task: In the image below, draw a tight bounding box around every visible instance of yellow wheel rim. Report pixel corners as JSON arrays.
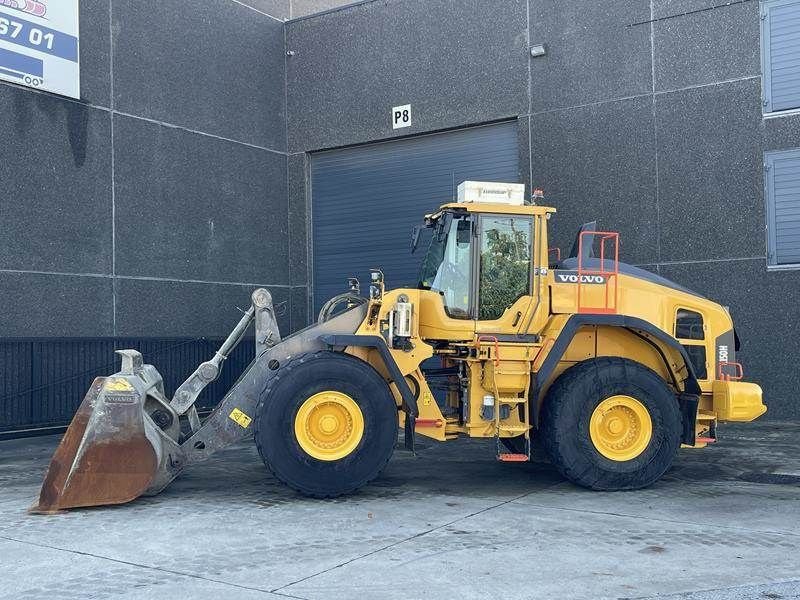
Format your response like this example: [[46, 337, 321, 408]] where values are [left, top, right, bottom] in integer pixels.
[[294, 391, 364, 461], [589, 395, 653, 461]]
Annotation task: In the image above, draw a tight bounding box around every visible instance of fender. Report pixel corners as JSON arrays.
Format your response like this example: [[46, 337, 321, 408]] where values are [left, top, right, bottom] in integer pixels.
[[319, 334, 418, 415], [532, 314, 702, 426], [319, 334, 419, 450]]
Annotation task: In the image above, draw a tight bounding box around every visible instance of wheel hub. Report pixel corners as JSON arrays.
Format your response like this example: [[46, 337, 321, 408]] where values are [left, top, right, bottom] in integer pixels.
[[319, 414, 338, 434], [294, 391, 364, 461], [589, 395, 653, 462]]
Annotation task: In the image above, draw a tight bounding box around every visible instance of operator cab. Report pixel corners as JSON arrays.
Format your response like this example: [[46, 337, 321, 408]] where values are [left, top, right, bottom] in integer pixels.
[[414, 182, 548, 322]]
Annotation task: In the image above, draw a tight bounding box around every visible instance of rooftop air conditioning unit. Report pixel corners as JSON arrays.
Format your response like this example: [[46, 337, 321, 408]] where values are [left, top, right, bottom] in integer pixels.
[[457, 181, 525, 206]]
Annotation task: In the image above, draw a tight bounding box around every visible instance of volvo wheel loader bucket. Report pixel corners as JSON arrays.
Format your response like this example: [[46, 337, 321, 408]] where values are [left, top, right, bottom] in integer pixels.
[[30, 288, 369, 513], [31, 373, 167, 514], [31, 350, 180, 513]]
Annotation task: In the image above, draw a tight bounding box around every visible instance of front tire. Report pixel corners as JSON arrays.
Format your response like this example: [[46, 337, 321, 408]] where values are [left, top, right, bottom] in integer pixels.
[[541, 357, 681, 490], [254, 351, 398, 498]]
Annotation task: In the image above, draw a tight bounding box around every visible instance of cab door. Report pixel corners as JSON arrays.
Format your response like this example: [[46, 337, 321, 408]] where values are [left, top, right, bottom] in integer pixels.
[[473, 213, 548, 336]]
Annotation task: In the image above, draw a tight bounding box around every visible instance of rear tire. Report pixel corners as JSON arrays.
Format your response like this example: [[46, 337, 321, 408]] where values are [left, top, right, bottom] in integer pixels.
[[254, 351, 398, 498], [540, 357, 681, 490]]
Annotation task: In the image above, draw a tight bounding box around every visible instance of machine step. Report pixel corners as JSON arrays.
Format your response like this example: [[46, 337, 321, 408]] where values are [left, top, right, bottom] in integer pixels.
[[497, 453, 529, 462], [498, 425, 528, 434], [497, 396, 527, 405]]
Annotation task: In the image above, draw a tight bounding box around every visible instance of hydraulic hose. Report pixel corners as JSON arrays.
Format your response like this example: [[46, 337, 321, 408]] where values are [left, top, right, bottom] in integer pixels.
[[318, 293, 368, 324]]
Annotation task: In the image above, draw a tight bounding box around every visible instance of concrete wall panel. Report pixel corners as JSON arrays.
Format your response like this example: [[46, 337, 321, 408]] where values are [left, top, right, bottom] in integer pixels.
[[0, 87, 112, 275], [290, 286, 310, 331], [286, 0, 528, 151], [79, 0, 111, 106], [0, 272, 113, 337], [653, 0, 724, 18], [291, 0, 361, 18], [115, 278, 290, 338], [112, 0, 286, 149], [763, 113, 800, 153], [656, 78, 764, 263], [530, 96, 658, 266], [113, 115, 289, 286], [517, 116, 532, 195], [240, 0, 290, 19], [288, 153, 309, 286], [653, 0, 760, 91], [529, 0, 652, 113]]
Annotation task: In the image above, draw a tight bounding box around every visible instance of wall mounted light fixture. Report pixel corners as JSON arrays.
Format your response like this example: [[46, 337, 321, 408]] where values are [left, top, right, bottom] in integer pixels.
[[530, 44, 547, 57]]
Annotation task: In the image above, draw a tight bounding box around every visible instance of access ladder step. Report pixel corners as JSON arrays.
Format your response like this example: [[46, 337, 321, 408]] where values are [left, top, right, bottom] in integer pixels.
[[497, 425, 529, 434], [497, 397, 527, 405], [497, 453, 529, 463]]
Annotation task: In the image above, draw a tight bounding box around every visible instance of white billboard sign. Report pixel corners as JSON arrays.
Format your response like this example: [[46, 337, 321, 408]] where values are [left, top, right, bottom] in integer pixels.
[[0, 0, 79, 99]]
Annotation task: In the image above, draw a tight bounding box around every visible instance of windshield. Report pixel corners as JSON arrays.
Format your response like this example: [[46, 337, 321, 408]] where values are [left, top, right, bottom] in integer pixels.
[[418, 214, 472, 318]]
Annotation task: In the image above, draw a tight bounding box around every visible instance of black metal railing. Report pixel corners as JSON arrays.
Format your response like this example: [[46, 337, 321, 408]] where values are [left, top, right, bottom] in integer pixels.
[[0, 337, 255, 436]]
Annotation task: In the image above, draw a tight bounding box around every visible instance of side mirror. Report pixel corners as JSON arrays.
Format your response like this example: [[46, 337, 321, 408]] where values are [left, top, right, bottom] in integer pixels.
[[410, 225, 422, 254]]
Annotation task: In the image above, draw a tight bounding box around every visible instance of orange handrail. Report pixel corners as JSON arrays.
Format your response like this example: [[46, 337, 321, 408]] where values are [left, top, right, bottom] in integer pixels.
[[577, 231, 620, 315]]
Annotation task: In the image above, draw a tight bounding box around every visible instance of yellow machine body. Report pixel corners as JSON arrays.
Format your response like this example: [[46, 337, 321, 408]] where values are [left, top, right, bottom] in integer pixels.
[[346, 201, 765, 449], [34, 195, 766, 512]]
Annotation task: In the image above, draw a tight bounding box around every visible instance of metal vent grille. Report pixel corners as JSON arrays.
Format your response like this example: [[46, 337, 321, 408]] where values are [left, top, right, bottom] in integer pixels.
[[0, 338, 254, 435], [762, 0, 800, 113], [766, 148, 800, 266]]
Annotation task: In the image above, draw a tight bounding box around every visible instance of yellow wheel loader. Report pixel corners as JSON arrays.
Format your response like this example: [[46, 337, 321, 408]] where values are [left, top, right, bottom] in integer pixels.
[[32, 182, 766, 513]]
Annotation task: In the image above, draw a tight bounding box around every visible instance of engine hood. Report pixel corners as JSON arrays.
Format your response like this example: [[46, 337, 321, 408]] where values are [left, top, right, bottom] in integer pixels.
[[558, 257, 705, 299]]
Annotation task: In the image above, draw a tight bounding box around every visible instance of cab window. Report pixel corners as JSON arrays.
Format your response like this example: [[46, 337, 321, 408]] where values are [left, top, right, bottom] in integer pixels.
[[418, 214, 473, 318], [478, 216, 532, 320], [675, 309, 704, 340], [675, 308, 707, 379]]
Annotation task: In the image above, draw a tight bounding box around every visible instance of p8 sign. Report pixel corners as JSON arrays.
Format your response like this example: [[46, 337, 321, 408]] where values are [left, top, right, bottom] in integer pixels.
[[392, 104, 411, 130]]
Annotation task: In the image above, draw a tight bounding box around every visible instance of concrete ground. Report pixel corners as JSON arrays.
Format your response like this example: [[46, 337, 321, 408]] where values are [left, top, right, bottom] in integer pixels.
[[1, 422, 799, 600]]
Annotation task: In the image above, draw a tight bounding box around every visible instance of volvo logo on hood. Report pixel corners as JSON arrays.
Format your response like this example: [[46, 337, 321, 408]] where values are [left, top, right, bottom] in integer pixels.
[[554, 271, 608, 285]]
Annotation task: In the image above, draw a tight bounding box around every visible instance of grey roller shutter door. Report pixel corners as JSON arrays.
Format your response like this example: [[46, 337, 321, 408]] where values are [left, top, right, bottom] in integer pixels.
[[310, 121, 520, 314], [766, 148, 800, 266], [762, 0, 800, 113]]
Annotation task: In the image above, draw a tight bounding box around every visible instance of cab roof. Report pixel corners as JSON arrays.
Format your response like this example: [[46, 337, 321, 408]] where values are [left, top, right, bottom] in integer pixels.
[[428, 202, 557, 220]]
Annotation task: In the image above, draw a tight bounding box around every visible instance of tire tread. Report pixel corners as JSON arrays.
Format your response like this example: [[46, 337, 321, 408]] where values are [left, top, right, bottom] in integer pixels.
[[253, 351, 396, 499], [541, 357, 681, 491]]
